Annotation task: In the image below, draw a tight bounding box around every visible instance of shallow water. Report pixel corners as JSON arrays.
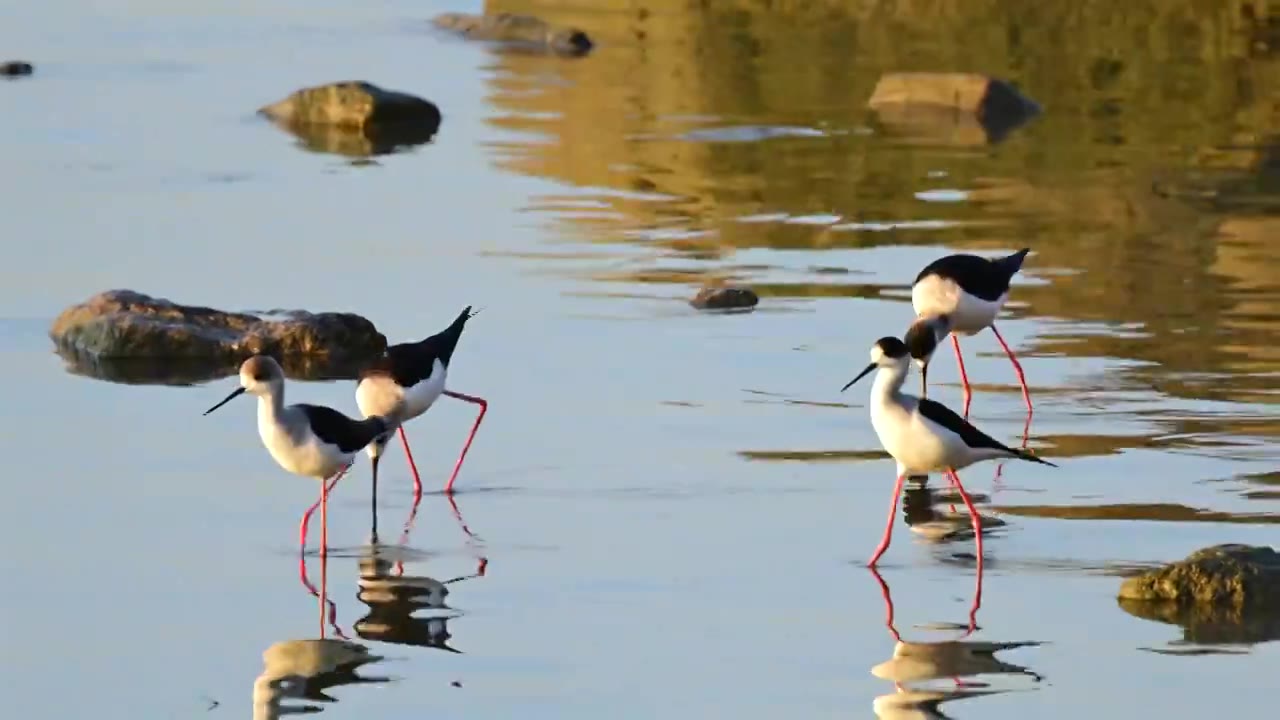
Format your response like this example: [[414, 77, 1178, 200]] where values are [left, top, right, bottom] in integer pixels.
[[3, 0, 1280, 717]]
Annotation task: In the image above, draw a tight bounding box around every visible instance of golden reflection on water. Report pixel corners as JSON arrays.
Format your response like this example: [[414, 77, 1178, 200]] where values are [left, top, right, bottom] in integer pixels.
[[478, 0, 1280, 481]]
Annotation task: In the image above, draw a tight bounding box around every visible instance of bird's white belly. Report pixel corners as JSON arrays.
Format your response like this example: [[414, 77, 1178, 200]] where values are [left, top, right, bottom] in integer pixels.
[[871, 404, 961, 474], [912, 276, 1005, 335], [355, 360, 447, 423], [258, 415, 349, 479]]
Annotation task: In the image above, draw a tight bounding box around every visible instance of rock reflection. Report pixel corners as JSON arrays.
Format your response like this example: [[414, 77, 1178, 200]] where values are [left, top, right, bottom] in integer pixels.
[[55, 345, 372, 386], [267, 117, 437, 159], [1121, 596, 1280, 649], [868, 567, 1042, 719], [252, 638, 388, 720]]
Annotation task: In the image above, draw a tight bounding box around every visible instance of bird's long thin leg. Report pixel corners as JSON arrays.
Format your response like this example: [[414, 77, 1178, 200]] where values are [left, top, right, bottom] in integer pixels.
[[299, 467, 348, 551], [448, 492, 489, 578], [318, 536, 328, 636], [320, 472, 329, 558], [868, 473, 908, 567], [298, 540, 346, 639], [964, 548, 985, 638], [991, 324, 1033, 414], [442, 390, 489, 493], [946, 468, 985, 624], [398, 426, 423, 497], [868, 565, 903, 642], [393, 485, 425, 577], [951, 335, 972, 418], [993, 408, 1034, 484]]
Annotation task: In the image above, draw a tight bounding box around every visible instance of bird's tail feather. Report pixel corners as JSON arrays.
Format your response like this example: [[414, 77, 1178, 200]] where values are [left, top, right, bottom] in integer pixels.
[[1009, 446, 1056, 467], [995, 247, 1031, 276]]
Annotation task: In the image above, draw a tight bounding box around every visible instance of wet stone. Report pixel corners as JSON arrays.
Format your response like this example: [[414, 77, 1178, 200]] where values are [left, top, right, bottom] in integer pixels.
[[1, 60, 34, 77], [259, 81, 441, 149], [1117, 544, 1280, 608], [50, 290, 387, 385], [431, 13, 594, 57], [690, 286, 759, 311]]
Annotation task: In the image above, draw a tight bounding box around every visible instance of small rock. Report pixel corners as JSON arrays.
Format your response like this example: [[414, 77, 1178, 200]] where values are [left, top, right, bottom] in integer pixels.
[[690, 286, 759, 311], [259, 81, 441, 134], [50, 290, 387, 384], [1, 60, 34, 78], [867, 72, 1040, 144], [1117, 544, 1280, 608], [432, 13, 593, 57]]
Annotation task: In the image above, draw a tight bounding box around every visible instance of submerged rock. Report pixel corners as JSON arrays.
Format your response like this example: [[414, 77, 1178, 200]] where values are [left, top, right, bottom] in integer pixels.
[[867, 72, 1041, 144], [689, 286, 759, 311], [1, 60, 34, 78], [432, 13, 593, 57], [1118, 544, 1280, 607], [259, 81, 441, 155], [50, 290, 386, 384]]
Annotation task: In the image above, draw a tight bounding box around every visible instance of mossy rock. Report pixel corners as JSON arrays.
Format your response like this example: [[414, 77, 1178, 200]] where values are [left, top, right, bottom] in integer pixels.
[[1117, 544, 1280, 608]]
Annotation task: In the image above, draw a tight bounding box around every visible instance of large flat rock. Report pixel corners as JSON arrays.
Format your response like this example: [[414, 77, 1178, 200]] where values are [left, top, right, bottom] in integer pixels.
[[50, 290, 387, 384]]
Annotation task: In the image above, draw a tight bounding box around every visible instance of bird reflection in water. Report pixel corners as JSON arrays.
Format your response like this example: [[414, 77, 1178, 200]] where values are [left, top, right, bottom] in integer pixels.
[[251, 637, 388, 720], [297, 485, 489, 650], [355, 492, 489, 651], [868, 566, 1042, 719]]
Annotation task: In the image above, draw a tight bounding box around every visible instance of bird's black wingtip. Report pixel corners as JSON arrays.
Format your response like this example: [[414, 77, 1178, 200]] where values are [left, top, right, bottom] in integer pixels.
[[1015, 449, 1057, 467]]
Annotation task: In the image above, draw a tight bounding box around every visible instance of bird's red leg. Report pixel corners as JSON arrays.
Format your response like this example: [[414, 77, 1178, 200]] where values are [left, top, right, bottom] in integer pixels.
[[946, 468, 985, 629], [398, 426, 423, 497], [442, 390, 488, 493], [868, 473, 907, 567], [868, 565, 903, 642], [991, 324, 1032, 414], [298, 537, 346, 639], [300, 467, 347, 551], [993, 408, 1034, 484], [951, 335, 972, 418], [393, 484, 425, 577]]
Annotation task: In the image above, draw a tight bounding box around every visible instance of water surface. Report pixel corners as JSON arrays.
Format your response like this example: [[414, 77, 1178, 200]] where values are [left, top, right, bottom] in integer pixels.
[[2, 0, 1279, 718]]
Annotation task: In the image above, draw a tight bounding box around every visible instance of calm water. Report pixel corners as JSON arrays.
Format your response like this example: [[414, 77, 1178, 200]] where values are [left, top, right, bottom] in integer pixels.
[[3, 0, 1279, 717]]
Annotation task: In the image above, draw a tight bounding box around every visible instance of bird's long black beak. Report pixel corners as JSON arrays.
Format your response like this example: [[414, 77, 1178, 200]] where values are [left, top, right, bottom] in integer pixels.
[[203, 386, 245, 416], [841, 363, 877, 393], [920, 363, 929, 399]]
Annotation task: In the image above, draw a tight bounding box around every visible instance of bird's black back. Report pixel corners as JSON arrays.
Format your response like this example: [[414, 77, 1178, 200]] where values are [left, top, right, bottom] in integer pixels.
[[916, 397, 1056, 467], [914, 249, 1030, 302], [360, 307, 475, 388], [298, 404, 389, 453]]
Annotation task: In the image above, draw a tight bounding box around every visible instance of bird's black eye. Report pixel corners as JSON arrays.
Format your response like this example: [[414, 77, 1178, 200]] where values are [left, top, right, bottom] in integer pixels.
[[253, 372, 271, 382]]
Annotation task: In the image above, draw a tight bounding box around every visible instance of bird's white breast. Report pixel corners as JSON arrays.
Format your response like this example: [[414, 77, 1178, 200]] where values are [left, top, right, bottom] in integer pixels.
[[357, 358, 447, 423], [911, 276, 1006, 335], [256, 402, 350, 479], [870, 400, 964, 474]]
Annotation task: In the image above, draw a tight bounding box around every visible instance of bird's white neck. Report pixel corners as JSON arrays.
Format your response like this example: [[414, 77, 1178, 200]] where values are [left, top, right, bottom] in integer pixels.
[[256, 386, 286, 426], [871, 363, 909, 406]]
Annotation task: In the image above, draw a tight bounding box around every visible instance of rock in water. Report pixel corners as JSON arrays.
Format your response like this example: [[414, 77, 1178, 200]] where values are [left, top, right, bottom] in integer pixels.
[[50, 290, 387, 384], [1, 60, 34, 78], [259, 81, 441, 157], [431, 13, 593, 57], [259, 81, 440, 144], [690, 286, 759, 311], [1117, 544, 1280, 607], [867, 72, 1040, 145]]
